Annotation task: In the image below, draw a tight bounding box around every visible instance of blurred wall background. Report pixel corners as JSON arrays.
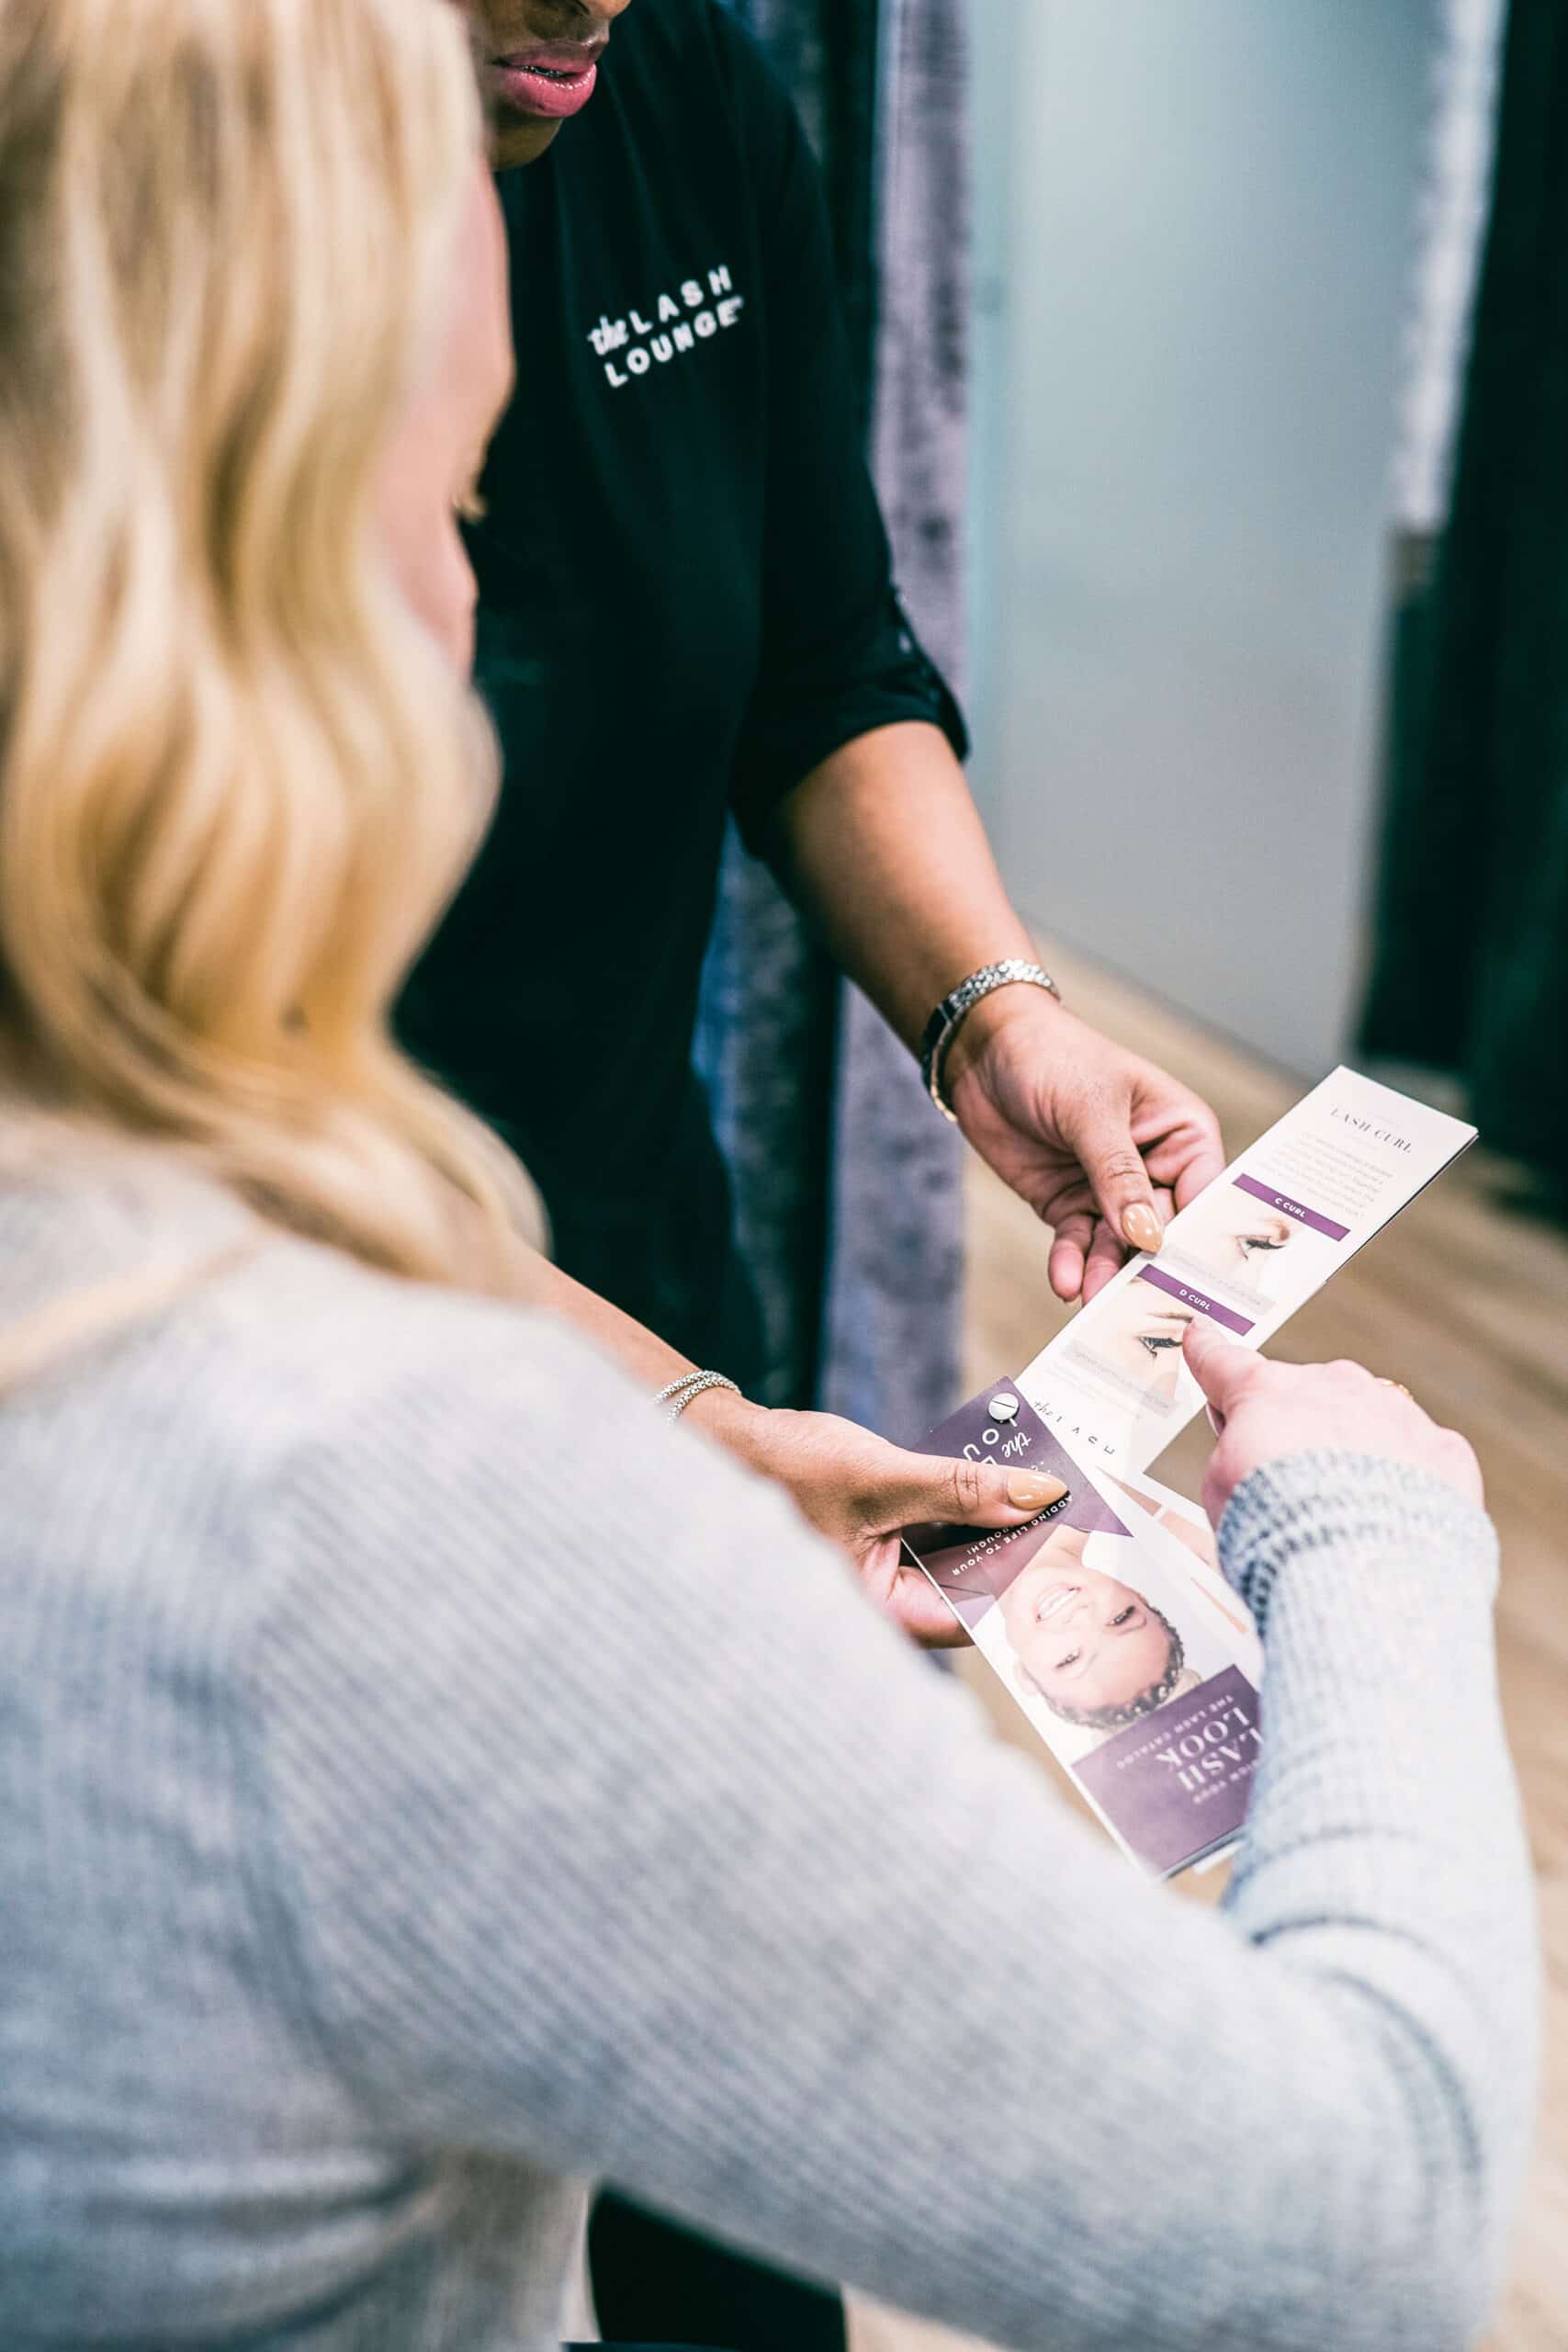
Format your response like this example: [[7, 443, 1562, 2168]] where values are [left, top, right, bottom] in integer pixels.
[[966, 0, 1435, 1076]]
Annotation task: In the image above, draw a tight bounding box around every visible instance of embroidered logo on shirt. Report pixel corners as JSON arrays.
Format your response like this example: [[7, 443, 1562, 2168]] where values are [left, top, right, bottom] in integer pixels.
[[587, 265, 746, 390]]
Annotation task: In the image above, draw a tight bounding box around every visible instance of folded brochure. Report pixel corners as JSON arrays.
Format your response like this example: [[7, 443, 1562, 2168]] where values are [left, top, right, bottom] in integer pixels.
[[902, 1068, 1474, 1877], [905, 1388, 1267, 1875]]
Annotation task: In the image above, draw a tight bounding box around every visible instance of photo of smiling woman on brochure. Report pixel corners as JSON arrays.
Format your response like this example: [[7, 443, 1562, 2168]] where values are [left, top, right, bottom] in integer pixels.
[[918, 1496, 1229, 1758], [994, 1524, 1201, 1741]]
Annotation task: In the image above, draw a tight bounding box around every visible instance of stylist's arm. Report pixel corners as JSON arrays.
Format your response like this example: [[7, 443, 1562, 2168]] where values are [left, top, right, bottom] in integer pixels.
[[770, 720, 1226, 1303]]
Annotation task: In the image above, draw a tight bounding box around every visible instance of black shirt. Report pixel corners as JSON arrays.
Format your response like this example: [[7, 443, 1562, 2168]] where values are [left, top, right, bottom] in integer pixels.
[[399, 0, 963, 1352]]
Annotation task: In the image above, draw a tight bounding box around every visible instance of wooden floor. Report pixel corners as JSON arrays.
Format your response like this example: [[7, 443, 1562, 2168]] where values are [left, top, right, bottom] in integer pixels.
[[852, 941, 1568, 2352]]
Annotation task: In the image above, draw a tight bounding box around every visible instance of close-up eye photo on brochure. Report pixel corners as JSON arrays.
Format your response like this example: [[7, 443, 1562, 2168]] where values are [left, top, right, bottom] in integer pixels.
[[906, 1068, 1474, 1879]]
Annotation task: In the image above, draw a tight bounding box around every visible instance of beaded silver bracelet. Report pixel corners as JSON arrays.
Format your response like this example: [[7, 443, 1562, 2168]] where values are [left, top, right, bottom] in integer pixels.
[[654, 1370, 741, 1423]]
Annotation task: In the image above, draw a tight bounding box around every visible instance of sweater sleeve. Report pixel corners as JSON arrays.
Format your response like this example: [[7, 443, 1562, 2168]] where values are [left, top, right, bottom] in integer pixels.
[[243, 1310, 1536, 2352]]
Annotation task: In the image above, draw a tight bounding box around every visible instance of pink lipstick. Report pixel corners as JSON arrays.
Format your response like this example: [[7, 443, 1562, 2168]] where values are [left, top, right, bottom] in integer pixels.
[[491, 42, 604, 121]]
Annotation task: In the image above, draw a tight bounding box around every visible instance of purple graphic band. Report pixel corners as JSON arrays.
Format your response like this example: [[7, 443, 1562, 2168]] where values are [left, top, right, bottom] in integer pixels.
[[1234, 1172, 1350, 1242], [1075, 1664, 1260, 1875], [1137, 1263, 1255, 1337]]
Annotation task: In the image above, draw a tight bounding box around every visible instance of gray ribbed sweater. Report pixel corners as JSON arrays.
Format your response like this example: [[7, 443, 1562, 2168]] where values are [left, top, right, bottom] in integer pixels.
[[0, 1167, 1538, 2350]]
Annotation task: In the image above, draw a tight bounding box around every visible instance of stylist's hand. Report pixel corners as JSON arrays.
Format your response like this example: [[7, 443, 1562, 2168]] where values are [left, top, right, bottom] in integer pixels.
[[1183, 1320, 1483, 1528], [941, 993, 1225, 1305], [693, 1391, 1066, 1646]]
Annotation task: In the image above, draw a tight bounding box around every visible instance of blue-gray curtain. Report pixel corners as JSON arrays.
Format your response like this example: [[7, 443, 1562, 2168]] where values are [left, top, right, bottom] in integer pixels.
[[694, 0, 969, 1438]]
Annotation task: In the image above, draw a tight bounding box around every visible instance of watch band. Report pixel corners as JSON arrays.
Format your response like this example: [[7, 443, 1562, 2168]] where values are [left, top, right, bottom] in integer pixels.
[[919, 959, 1062, 1123]]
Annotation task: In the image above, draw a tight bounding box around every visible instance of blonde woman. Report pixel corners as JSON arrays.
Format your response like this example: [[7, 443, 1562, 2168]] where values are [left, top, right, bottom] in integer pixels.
[[0, 6, 1535, 2349]]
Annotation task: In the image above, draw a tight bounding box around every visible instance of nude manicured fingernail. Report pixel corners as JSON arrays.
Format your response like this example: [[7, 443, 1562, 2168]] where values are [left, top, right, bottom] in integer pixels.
[[1008, 1473, 1068, 1510], [1122, 1203, 1164, 1254]]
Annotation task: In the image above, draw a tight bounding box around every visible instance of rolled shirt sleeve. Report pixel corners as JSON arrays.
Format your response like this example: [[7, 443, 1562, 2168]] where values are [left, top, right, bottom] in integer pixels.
[[720, 17, 967, 846]]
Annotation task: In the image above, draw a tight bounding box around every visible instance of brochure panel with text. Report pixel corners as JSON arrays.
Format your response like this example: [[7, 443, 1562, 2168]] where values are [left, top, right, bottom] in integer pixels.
[[904, 1387, 1263, 1878], [1016, 1069, 1475, 1477]]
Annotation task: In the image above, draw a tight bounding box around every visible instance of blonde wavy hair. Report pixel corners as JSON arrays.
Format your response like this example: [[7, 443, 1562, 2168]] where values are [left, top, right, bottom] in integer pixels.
[[0, 0, 540, 1303]]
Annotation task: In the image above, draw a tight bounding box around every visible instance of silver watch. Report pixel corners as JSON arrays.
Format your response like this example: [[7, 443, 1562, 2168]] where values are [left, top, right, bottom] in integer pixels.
[[918, 960, 1062, 1122]]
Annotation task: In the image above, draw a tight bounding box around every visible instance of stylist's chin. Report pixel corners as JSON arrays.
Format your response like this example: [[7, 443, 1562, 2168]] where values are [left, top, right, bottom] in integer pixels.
[[469, 1, 634, 171]]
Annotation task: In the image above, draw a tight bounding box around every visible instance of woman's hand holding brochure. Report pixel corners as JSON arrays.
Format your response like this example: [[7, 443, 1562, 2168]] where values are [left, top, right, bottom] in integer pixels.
[[942, 998, 1226, 1303], [708, 1394, 1068, 1646], [1182, 1321, 1485, 1521], [1019, 1066, 1479, 1477]]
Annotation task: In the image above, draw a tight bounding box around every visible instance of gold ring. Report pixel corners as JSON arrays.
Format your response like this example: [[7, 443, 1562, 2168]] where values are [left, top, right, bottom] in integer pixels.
[[1378, 1379, 1415, 1402]]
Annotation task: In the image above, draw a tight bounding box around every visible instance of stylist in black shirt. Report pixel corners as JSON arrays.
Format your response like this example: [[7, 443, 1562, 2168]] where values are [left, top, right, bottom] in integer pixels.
[[403, 0, 1224, 1375], [400, 5, 1226, 2347]]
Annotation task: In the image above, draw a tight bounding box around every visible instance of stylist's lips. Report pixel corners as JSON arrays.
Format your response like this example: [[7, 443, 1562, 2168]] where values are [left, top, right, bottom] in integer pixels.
[[491, 41, 604, 119]]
